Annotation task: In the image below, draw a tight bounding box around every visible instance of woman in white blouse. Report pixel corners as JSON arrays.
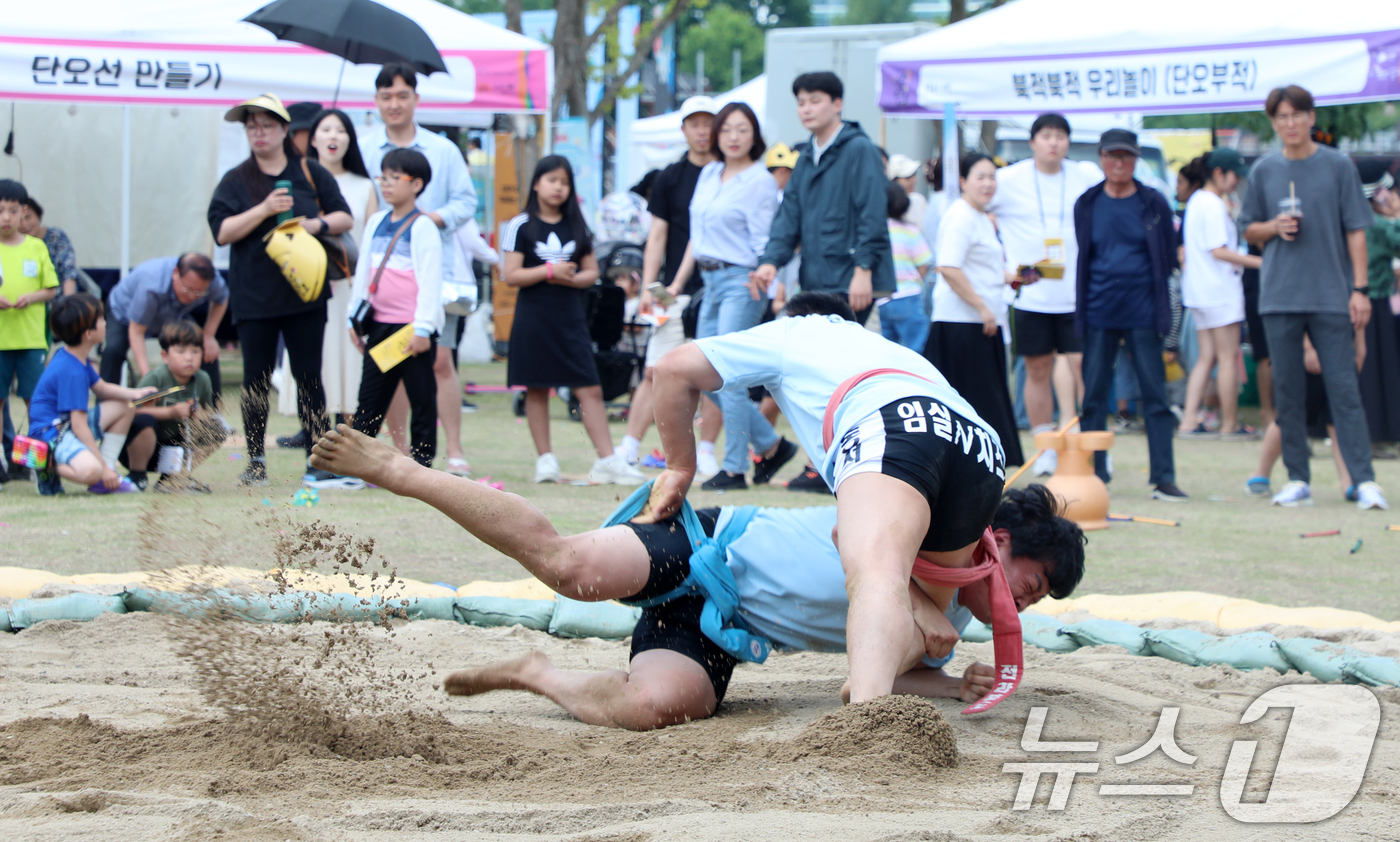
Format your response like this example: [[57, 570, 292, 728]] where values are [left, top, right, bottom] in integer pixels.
[[925, 152, 1025, 467], [276, 109, 378, 432], [675, 102, 785, 491]]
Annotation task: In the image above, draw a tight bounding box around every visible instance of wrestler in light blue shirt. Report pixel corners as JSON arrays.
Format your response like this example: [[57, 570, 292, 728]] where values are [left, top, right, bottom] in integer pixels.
[[688, 161, 779, 268], [719, 505, 970, 668], [361, 122, 478, 287], [694, 314, 1001, 487]]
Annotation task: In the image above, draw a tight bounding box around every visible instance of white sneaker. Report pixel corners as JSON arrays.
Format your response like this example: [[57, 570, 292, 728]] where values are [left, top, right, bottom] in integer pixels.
[[1271, 480, 1313, 507], [1356, 481, 1389, 511], [1032, 449, 1058, 477], [533, 452, 561, 484], [697, 450, 721, 477], [589, 454, 647, 486]]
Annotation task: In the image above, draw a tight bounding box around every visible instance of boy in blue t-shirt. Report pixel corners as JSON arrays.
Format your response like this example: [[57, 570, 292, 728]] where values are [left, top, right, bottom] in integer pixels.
[[28, 293, 156, 494]]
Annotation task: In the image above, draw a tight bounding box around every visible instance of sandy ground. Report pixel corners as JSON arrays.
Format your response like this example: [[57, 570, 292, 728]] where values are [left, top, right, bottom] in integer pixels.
[[2, 610, 1398, 842]]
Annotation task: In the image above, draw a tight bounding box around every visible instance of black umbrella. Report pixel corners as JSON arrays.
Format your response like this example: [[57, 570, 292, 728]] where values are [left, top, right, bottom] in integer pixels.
[[244, 0, 448, 95]]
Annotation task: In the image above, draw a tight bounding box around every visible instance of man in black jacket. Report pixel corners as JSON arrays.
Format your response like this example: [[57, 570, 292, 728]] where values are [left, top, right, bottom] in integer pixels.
[[1073, 129, 1187, 502], [750, 72, 895, 493], [751, 72, 893, 324]]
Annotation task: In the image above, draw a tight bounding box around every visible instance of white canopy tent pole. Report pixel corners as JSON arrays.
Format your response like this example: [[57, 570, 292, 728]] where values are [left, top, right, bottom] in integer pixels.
[[120, 106, 130, 278], [942, 101, 958, 201]]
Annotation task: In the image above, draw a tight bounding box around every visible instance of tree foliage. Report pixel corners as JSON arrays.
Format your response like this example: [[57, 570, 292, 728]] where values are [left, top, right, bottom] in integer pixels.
[[840, 0, 914, 25], [679, 5, 765, 87], [1143, 102, 1394, 143]]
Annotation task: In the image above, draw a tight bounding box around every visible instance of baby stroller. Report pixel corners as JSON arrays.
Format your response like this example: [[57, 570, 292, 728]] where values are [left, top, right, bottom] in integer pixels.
[[513, 242, 649, 421]]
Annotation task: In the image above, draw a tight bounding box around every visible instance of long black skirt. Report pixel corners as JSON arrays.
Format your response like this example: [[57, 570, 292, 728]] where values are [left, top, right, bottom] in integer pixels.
[[924, 320, 1025, 467], [1359, 296, 1400, 442]]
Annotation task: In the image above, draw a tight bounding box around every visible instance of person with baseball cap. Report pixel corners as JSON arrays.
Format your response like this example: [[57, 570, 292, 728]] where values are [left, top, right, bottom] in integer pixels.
[[617, 95, 724, 472], [207, 93, 354, 488], [1073, 128, 1187, 502]]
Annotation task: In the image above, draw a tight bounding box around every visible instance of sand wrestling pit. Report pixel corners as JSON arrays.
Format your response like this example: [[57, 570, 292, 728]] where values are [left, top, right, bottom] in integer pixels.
[[2, 517, 1398, 840]]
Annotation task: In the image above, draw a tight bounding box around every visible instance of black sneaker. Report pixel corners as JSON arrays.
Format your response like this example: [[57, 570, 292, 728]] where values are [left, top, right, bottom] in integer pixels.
[[461, 399, 479, 414], [702, 471, 748, 491], [238, 460, 270, 487], [37, 471, 65, 495], [1152, 482, 1189, 502], [786, 467, 833, 494], [276, 429, 309, 449], [751, 437, 798, 485], [302, 468, 366, 490], [127, 471, 149, 492]]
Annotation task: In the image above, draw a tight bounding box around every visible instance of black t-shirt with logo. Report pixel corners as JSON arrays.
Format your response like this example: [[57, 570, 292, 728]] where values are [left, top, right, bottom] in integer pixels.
[[647, 156, 705, 295]]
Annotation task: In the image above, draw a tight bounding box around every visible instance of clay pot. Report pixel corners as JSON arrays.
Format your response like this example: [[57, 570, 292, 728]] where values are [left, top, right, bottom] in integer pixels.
[[1034, 430, 1114, 531]]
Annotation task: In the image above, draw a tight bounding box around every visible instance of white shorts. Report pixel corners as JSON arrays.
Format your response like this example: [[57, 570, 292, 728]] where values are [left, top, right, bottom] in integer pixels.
[[644, 294, 690, 368], [1189, 301, 1245, 331]]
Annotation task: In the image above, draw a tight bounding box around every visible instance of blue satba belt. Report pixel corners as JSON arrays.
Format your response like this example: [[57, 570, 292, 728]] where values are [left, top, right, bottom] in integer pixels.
[[602, 481, 770, 663]]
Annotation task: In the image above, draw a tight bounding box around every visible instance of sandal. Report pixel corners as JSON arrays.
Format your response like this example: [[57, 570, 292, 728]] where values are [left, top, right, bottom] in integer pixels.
[[444, 458, 472, 478]]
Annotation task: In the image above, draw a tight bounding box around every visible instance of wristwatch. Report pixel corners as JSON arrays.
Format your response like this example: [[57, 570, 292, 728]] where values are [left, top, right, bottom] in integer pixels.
[[1355, 285, 1370, 294]]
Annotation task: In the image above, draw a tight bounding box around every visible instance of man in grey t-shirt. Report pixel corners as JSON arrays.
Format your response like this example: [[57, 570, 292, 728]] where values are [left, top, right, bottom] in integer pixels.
[[1240, 85, 1384, 510]]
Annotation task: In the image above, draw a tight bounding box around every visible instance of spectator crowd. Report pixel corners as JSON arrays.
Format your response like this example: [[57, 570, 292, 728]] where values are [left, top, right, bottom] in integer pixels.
[[3, 69, 1399, 514]]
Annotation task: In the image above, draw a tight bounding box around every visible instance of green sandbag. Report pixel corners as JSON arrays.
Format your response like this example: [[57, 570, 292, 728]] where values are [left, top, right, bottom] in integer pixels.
[[548, 596, 642, 639], [1145, 628, 1216, 666], [131, 588, 308, 622], [1021, 613, 1080, 653], [1344, 656, 1400, 687], [1194, 631, 1292, 673], [961, 617, 992, 643], [8, 594, 127, 629], [455, 596, 555, 631], [1273, 637, 1356, 682], [1059, 618, 1152, 656], [305, 593, 458, 622]]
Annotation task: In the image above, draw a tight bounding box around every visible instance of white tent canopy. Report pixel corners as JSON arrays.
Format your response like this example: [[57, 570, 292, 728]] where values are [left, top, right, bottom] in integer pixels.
[[3, 0, 553, 114], [1, 0, 550, 272], [624, 75, 767, 187], [877, 0, 1400, 119]]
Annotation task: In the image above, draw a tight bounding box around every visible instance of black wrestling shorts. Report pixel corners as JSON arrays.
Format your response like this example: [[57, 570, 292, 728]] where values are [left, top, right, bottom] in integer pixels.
[[831, 396, 1005, 552], [620, 507, 739, 704]]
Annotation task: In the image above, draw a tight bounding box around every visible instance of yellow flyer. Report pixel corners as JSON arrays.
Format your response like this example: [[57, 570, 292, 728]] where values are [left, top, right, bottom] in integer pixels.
[[368, 324, 415, 373]]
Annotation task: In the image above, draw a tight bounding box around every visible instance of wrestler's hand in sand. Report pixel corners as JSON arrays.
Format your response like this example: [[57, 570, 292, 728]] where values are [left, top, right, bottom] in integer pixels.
[[310, 424, 414, 490], [960, 662, 995, 703]]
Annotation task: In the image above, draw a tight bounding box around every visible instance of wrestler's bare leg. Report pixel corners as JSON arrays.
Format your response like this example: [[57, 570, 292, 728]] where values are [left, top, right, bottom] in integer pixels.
[[311, 425, 652, 601], [444, 649, 717, 731], [836, 472, 977, 704]]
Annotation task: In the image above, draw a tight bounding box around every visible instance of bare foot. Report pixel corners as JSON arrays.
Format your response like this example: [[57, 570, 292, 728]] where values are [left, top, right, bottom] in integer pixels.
[[309, 424, 409, 488], [443, 651, 551, 697]]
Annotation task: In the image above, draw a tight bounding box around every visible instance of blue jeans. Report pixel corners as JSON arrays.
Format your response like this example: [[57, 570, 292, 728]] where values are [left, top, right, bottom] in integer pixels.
[[1082, 327, 1176, 486], [878, 294, 930, 352], [697, 264, 778, 474]]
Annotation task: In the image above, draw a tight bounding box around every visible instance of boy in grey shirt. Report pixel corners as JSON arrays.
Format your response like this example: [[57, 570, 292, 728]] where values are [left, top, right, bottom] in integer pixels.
[[1240, 84, 1384, 510]]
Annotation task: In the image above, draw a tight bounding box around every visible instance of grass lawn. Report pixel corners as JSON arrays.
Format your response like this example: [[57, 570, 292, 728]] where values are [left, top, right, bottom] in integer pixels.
[[5, 354, 1399, 620]]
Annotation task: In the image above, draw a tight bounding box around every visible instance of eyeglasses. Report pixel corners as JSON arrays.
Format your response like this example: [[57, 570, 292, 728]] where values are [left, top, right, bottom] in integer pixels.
[[375, 174, 413, 186], [174, 277, 209, 300], [1272, 110, 1312, 125], [245, 122, 282, 135]]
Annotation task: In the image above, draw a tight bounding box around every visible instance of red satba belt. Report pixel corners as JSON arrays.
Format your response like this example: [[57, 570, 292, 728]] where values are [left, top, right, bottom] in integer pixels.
[[824, 369, 1023, 715], [912, 528, 1022, 714]]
